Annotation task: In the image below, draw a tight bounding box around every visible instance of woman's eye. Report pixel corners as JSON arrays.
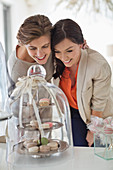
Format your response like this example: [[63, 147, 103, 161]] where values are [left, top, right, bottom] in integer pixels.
[[42, 44, 49, 48], [43, 46, 48, 48], [67, 50, 73, 52], [29, 47, 37, 50], [54, 51, 60, 53]]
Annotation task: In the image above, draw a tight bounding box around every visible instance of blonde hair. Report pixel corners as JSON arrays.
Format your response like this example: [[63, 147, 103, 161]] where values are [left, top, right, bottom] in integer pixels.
[[17, 14, 52, 45]]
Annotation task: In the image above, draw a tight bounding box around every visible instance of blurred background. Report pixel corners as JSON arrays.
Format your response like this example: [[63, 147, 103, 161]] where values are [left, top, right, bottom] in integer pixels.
[[0, 0, 113, 82]]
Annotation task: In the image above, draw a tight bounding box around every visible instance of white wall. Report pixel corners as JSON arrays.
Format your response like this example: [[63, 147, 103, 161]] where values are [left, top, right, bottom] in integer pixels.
[[1, 0, 113, 59], [0, 0, 29, 50], [9, 0, 29, 49], [0, 3, 5, 49], [25, 0, 113, 84], [28, 0, 113, 58]]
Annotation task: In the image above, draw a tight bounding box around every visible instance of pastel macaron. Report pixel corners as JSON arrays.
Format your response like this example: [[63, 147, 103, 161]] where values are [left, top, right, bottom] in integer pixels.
[[44, 122, 53, 128], [47, 141, 58, 151], [39, 145, 50, 153], [39, 98, 50, 106], [28, 146, 39, 153]]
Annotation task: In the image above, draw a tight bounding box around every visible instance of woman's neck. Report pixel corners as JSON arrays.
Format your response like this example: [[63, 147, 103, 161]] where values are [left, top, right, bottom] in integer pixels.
[[68, 63, 78, 88], [16, 45, 35, 63], [68, 64, 78, 75]]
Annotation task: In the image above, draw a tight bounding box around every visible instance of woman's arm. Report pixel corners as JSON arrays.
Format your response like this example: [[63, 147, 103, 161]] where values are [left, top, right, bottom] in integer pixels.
[[91, 110, 103, 118], [91, 62, 111, 113], [86, 62, 111, 147]]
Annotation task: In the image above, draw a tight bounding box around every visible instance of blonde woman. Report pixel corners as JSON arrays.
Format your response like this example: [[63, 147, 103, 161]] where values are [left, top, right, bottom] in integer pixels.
[[7, 14, 54, 96]]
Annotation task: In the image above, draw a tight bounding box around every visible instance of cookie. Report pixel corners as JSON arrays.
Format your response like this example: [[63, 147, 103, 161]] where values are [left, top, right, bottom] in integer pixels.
[[47, 141, 58, 151], [39, 98, 50, 106], [23, 139, 33, 147], [28, 146, 39, 153], [42, 123, 50, 129], [40, 145, 50, 153], [26, 142, 37, 149]]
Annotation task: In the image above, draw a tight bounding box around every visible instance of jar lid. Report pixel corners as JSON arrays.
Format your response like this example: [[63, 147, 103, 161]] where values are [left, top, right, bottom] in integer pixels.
[[27, 65, 46, 78]]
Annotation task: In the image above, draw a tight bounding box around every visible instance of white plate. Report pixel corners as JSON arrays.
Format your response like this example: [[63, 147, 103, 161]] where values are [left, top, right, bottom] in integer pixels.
[[13, 139, 69, 158], [17, 121, 63, 131]]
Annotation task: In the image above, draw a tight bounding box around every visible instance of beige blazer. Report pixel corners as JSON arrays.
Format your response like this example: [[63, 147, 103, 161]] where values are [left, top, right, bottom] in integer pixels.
[[77, 48, 113, 123]]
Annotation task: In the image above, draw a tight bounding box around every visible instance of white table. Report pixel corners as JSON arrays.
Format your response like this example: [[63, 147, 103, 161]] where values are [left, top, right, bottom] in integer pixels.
[[0, 143, 113, 170]]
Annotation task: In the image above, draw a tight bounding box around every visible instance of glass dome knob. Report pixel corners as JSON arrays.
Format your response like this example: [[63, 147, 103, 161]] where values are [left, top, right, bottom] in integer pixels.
[[27, 65, 46, 78]]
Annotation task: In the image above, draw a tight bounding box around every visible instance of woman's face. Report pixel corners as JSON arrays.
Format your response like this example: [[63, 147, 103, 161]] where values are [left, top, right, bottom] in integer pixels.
[[54, 38, 82, 67], [25, 34, 51, 65]]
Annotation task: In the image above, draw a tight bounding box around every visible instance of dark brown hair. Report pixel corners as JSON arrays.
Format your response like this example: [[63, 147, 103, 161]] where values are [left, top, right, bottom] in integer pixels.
[[51, 19, 84, 79], [17, 14, 52, 45]]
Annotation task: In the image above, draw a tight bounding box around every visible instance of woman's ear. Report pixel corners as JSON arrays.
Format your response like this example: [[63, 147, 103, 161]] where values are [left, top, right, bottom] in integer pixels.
[[79, 44, 83, 48], [82, 40, 89, 49], [18, 40, 24, 46]]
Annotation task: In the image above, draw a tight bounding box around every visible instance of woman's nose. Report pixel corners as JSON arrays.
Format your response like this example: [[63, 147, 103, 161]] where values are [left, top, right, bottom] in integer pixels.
[[36, 49, 43, 56], [61, 53, 67, 60]]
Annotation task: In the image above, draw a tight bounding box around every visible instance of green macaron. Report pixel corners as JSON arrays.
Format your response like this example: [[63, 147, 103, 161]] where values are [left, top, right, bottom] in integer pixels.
[[41, 137, 49, 145]]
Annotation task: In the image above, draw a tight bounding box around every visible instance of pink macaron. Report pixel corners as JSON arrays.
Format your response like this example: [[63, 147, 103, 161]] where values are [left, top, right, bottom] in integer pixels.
[[44, 122, 53, 128]]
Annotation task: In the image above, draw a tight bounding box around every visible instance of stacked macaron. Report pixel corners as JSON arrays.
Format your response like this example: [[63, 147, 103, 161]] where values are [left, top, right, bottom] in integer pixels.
[[47, 141, 59, 151], [40, 145, 50, 153], [23, 137, 59, 153], [39, 140, 58, 153], [42, 122, 53, 129], [29, 120, 53, 129], [39, 98, 50, 106], [28, 146, 39, 153], [23, 139, 39, 153]]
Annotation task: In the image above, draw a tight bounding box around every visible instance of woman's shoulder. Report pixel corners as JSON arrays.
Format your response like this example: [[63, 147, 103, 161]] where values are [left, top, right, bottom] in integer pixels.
[[8, 45, 20, 65], [80, 48, 111, 76], [87, 48, 106, 61], [86, 48, 111, 75], [7, 47, 17, 73], [84, 48, 110, 67]]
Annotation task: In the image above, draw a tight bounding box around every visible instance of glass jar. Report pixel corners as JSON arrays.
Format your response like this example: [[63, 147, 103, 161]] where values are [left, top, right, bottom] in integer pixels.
[[0, 42, 12, 142], [0, 42, 11, 120], [94, 132, 113, 160], [6, 65, 73, 169]]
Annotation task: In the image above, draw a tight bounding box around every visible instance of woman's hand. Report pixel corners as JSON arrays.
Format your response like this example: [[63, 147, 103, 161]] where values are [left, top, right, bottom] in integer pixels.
[[86, 130, 94, 147]]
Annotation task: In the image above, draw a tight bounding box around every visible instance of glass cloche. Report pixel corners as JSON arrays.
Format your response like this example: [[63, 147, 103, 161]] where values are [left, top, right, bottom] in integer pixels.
[[6, 65, 73, 170], [0, 42, 12, 121]]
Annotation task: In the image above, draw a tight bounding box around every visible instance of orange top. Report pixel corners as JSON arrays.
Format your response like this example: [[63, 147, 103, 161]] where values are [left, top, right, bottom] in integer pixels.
[[59, 65, 79, 109]]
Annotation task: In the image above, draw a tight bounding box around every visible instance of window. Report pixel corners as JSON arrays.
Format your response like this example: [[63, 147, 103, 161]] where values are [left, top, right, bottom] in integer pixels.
[[3, 4, 12, 60], [0, 2, 11, 61]]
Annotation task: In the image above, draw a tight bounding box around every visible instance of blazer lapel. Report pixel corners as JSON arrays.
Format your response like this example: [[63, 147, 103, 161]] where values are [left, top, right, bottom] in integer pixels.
[[77, 49, 88, 123]]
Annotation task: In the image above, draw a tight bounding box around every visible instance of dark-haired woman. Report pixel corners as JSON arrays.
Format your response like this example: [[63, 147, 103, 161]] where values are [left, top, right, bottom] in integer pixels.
[[51, 19, 113, 147]]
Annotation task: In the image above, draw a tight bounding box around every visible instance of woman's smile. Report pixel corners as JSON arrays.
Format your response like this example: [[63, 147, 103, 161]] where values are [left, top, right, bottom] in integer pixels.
[[63, 58, 72, 64], [34, 54, 46, 60]]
